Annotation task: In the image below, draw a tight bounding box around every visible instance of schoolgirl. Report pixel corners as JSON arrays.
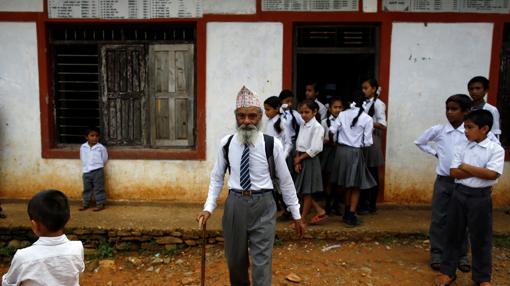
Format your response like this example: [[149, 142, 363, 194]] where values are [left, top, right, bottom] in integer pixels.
[[329, 91, 376, 227], [321, 97, 344, 215], [360, 78, 386, 214], [294, 99, 327, 225], [279, 90, 305, 176]]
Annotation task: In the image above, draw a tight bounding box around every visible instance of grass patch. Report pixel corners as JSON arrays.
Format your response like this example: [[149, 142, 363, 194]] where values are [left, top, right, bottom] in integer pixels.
[[494, 236, 510, 248]]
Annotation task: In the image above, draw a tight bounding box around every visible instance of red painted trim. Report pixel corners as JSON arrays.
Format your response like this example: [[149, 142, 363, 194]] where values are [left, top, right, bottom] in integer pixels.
[[195, 19, 207, 160], [488, 21, 504, 105], [282, 20, 293, 89], [0, 12, 40, 21]]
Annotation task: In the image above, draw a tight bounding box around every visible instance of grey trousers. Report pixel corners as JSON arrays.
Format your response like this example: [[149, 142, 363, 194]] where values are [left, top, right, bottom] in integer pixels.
[[222, 191, 276, 286], [440, 184, 492, 283], [82, 168, 106, 206], [429, 176, 469, 265]]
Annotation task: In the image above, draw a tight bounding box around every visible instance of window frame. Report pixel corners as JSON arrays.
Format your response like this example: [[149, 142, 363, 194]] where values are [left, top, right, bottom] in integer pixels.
[[40, 20, 206, 160]]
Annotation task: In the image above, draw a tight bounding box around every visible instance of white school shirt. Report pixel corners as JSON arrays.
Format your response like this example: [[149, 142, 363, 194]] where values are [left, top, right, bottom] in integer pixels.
[[473, 102, 501, 136], [414, 123, 467, 176], [80, 142, 108, 173], [451, 138, 505, 188], [316, 99, 328, 121], [295, 117, 324, 158], [282, 109, 305, 140], [362, 98, 387, 126], [2, 235, 84, 286], [203, 132, 301, 220], [321, 115, 337, 142], [329, 107, 374, 148], [264, 114, 292, 158]]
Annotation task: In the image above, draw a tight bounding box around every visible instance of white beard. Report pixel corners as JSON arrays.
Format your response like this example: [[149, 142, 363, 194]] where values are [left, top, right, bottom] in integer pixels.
[[236, 122, 261, 145]]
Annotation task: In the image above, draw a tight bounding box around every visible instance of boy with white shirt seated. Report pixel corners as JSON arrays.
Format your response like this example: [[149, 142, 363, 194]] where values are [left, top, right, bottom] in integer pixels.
[[434, 110, 505, 286], [2, 190, 84, 286]]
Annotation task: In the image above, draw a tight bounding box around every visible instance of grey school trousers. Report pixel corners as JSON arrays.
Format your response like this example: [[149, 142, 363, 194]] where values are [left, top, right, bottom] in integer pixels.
[[222, 191, 276, 286], [440, 184, 492, 283], [429, 175, 469, 265], [82, 168, 106, 206]]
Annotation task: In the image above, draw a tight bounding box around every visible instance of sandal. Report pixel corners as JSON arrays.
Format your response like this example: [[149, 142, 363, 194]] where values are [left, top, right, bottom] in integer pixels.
[[0, 212, 6, 219], [309, 213, 328, 225], [434, 274, 456, 286], [478, 282, 491, 286]]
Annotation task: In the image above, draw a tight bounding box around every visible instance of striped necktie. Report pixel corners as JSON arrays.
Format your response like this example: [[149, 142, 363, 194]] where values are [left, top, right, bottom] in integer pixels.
[[240, 144, 251, 190]]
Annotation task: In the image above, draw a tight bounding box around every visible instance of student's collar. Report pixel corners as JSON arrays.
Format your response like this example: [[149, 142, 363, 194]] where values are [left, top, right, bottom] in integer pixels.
[[472, 101, 486, 110], [446, 122, 464, 133], [328, 114, 336, 120], [269, 115, 280, 123], [34, 234, 69, 246], [476, 137, 491, 148], [304, 118, 316, 127]]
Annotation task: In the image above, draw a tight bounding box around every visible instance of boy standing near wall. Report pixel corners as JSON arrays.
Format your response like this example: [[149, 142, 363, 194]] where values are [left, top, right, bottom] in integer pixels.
[[434, 110, 505, 286], [2, 190, 84, 285], [79, 127, 108, 211]]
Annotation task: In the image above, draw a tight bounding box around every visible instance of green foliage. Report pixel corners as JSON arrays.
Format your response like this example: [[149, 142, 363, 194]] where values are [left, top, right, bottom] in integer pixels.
[[95, 238, 113, 259], [0, 246, 16, 258]]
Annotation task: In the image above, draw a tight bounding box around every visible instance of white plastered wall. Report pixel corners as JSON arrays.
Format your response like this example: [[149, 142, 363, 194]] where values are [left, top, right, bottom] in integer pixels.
[[0, 21, 283, 203], [0, 0, 43, 12], [385, 22, 510, 205], [203, 0, 256, 14]]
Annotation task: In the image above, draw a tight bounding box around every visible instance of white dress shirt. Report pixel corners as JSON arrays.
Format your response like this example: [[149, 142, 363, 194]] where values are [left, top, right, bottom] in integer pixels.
[[203, 132, 301, 219], [481, 103, 501, 135], [315, 99, 328, 121], [295, 117, 324, 158], [2, 235, 84, 286], [282, 109, 305, 140], [321, 115, 337, 142], [264, 114, 292, 158], [80, 142, 108, 173], [329, 107, 374, 148], [415, 123, 467, 176], [451, 138, 505, 188], [362, 98, 387, 126]]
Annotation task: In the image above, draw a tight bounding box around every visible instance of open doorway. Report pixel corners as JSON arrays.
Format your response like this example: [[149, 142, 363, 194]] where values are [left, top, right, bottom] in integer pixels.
[[294, 25, 379, 103]]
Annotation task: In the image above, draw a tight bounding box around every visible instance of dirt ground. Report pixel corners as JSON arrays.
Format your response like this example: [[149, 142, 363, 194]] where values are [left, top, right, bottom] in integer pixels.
[[3, 239, 509, 286]]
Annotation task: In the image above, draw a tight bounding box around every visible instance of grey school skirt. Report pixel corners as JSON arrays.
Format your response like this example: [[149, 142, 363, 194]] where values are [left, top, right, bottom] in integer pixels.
[[363, 129, 385, 168], [320, 144, 337, 174], [295, 155, 323, 195], [330, 144, 377, 190]]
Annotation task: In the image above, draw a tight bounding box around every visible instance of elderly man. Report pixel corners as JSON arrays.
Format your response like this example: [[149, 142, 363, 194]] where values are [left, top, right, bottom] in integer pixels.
[[197, 86, 304, 286]]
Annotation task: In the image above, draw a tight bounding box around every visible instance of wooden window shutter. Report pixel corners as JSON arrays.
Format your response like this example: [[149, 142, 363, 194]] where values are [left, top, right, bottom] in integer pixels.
[[149, 44, 195, 147], [100, 45, 147, 146]]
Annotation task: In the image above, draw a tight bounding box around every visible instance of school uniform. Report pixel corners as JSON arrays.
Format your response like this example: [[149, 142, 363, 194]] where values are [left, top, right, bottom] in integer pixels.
[[2, 235, 84, 286], [320, 115, 337, 173], [440, 138, 505, 283], [362, 98, 386, 167], [294, 117, 324, 195], [80, 142, 108, 207], [204, 132, 301, 286], [264, 114, 292, 159], [414, 123, 469, 266], [315, 99, 328, 121], [282, 109, 305, 176], [472, 101, 501, 136], [329, 107, 376, 190]]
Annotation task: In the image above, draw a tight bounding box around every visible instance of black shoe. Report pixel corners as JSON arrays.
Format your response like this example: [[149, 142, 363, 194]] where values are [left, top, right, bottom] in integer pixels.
[[344, 215, 363, 227], [430, 262, 441, 271], [457, 262, 471, 273], [78, 206, 89, 211]]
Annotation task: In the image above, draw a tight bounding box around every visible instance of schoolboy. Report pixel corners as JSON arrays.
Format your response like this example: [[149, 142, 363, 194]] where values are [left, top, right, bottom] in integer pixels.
[[467, 76, 501, 137], [2, 190, 84, 285], [415, 94, 472, 272], [435, 110, 505, 286], [80, 126, 108, 211], [305, 81, 327, 121]]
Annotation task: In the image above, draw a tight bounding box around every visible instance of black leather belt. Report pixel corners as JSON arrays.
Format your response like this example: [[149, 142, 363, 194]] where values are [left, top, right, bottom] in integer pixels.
[[229, 189, 273, 197]]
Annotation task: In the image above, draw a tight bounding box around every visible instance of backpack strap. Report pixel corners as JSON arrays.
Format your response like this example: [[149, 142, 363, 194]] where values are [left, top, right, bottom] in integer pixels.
[[263, 134, 276, 181], [222, 134, 234, 174]]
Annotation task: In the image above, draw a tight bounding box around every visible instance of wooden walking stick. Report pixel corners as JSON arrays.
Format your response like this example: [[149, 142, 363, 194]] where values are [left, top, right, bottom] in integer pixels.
[[199, 217, 206, 286]]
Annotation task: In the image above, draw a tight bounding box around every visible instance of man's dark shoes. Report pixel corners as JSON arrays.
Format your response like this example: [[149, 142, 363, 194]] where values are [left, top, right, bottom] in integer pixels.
[[430, 262, 441, 271], [93, 204, 105, 212], [78, 206, 89, 211]]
